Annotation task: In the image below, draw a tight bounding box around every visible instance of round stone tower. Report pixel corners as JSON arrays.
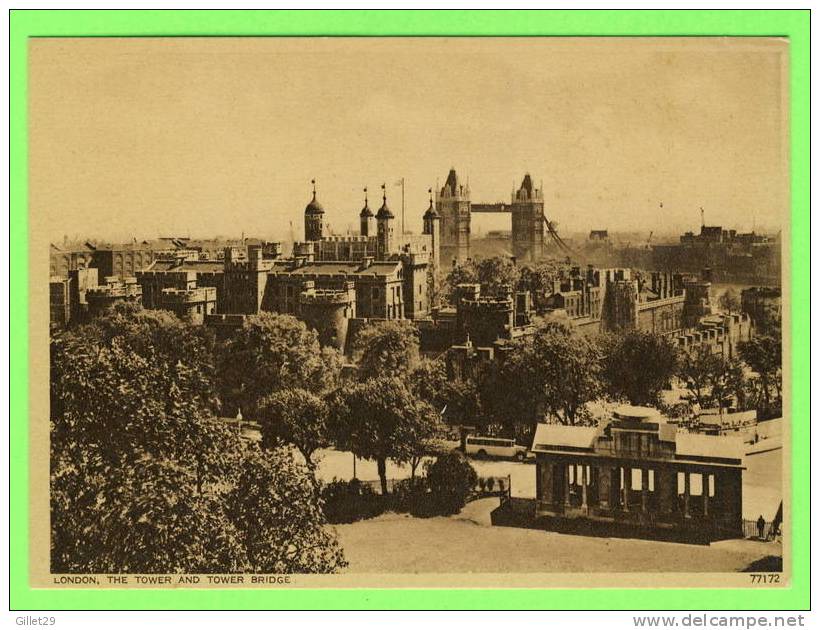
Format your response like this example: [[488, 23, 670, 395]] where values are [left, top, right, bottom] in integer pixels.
[[376, 186, 395, 260], [304, 179, 325, 242], [360, 187, 375, 237]]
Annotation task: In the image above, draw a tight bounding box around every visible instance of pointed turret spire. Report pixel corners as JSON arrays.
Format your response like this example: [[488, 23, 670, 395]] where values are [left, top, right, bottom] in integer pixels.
[[423, 187, 439, 219], [360, 186, 373, 218], [377, 182, 394, 219], [305, 178, 324, 215]]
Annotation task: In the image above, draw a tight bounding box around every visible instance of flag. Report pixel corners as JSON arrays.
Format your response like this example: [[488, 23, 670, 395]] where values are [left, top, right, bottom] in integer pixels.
[[394, 178, 404, 187]]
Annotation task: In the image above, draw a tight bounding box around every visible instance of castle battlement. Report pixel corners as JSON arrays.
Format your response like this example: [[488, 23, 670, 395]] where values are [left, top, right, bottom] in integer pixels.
[[299, 289, 353, 306], [161, 286, 216, 304], [224, 260, 275, 273], [322, 235, 372, 243], [460, 298, 514, 310]]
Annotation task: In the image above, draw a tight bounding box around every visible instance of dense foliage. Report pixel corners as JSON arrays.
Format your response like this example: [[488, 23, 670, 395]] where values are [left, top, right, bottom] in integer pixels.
[[216, 312, 341, 417], [51, 304, 345, 574], [258, 388, 331, 468], [352, 319, 421, 381], [328, 376, 440, 494], [423, 452, 479, 515], [443, 255, 568, 309], [321, 478, 386, 524], [600, 330, 680, 406]]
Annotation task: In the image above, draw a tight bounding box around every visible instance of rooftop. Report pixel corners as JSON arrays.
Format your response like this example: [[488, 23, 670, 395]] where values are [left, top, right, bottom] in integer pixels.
[[272, 260, 402, 278], [143, 260, 225, 273], [531, 405, 745, 466]]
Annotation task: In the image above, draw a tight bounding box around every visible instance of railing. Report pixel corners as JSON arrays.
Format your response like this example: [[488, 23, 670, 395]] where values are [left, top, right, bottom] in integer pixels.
[[353, 474, 513, 501], [354, 478, 415, 494], [474, 474, 512, 498], [742, 519, 779, 541]]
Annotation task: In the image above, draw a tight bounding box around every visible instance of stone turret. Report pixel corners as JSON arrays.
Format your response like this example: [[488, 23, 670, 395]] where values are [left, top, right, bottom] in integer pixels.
[[422, 188, 441, 272], [376, 186, 395, 260], [304, 180, 325, 242], [360, 187, 375, 237], [511, 173, 545, 263], [437, 168, 471, 265], [298, 280, 356, 350]]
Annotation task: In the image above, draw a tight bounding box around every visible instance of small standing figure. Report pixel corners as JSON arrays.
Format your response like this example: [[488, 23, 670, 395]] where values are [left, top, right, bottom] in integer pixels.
[[756, 514, 766, 540]]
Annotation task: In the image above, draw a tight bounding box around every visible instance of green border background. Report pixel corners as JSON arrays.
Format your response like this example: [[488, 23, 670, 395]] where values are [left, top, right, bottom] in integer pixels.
[[9, 9, 810, 611]]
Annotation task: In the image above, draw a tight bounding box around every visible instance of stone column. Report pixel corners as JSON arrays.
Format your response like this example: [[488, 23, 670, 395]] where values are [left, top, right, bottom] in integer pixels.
[[564, 462, 572, 508], [598, 466, 611, 509], [703, 473, 709, 517], [581, 465, 588, 511], [641, 468, 649, 512], [540, 461, 554, 507], [623, 466, 631, 511], [657, 469, 676, 517], [683, 472, 691, 518]]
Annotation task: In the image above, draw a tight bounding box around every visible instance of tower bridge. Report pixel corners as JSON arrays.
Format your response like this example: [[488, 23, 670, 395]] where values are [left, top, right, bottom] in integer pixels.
[[436, 168, 566, 264]]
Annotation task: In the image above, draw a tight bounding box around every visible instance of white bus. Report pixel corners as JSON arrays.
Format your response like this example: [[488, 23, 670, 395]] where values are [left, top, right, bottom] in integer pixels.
[[464, 435, 529, 461]]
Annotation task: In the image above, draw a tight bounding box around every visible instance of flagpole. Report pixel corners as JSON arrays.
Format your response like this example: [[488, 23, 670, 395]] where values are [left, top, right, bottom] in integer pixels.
[[401, 177, 405, 236]]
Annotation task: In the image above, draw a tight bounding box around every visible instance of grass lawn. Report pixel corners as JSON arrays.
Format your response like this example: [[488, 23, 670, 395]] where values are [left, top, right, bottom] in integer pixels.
[[334, 499, 781, 574]]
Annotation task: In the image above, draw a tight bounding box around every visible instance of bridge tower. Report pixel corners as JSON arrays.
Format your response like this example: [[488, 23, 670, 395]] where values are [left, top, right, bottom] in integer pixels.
[[511, 173, 545, 262], [436, 168, 471, 264]]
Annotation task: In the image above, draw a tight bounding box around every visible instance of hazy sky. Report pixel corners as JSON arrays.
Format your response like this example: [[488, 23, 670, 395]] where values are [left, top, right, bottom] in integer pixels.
[[29, 37, 788, 243]]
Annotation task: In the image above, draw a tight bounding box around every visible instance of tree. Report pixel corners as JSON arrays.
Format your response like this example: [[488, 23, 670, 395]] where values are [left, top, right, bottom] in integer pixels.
[[226, 448, 346, 573], [676, 347, 745, 413], [479, 355, 540, 437], [443, 256, 525, 305], [258, 388, 330, 468], [501, 323, 602, 426], [51, 305, 237, 492], [709, 356, 747, 414], [600, 331, 679, 406], [409, 358, 448, 412], [475, 256, 520, 297], [51, 305, 346, 574], [443, 259, 479, 305], [718, 288, 742, 313], [216, 312, 342, 418], [441, 376, 486, 430], [424, 451, 478, 515], [677, 347, 723, 409], [352, 319, 420, 381], [51, 454, 249, 574], [329, 377, 440, 494], [517, 259, 568, 312], [739, 334, 782, 411]]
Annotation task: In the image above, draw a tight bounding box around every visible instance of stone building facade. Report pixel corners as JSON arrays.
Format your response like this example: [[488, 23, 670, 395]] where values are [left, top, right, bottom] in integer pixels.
[[525, 406, 745, 543], [85, 276, 142, 319], [159, 286, 217, 324], [49, 276, 72, 329], [454, 283, 535, 347]]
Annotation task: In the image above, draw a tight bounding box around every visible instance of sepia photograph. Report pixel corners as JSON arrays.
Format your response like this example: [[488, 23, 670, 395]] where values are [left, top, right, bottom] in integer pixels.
[[30, 35, 789, 589]]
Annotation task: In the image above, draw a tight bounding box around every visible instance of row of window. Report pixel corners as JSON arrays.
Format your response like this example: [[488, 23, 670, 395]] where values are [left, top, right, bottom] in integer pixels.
[[466, 437, 515, 447], [566, 464, 716, 497]]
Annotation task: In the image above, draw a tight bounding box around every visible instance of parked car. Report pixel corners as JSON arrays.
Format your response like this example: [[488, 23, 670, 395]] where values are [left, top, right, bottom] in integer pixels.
[[464, 435, 529, 461]]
